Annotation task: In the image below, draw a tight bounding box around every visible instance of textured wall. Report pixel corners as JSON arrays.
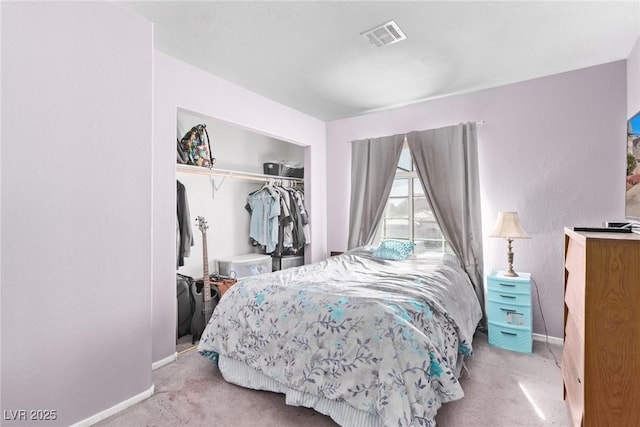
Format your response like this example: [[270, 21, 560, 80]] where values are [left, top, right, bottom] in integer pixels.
[[1, 2, 153, 425]]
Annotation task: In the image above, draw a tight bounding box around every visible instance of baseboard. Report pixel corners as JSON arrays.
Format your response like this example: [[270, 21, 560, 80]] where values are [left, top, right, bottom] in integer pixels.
[[70, 384, 154, 427], [533, 333, 564, 346], [152, 352, 177, 371]]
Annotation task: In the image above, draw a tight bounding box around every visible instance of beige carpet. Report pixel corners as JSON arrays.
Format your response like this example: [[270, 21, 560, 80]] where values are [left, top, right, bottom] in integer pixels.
[[97, 332, 568, 426]]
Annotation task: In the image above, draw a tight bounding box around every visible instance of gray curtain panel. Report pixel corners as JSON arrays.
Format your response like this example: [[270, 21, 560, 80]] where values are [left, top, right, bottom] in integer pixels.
[[348, 134, 405, 249], [406, 123, 485, 322]]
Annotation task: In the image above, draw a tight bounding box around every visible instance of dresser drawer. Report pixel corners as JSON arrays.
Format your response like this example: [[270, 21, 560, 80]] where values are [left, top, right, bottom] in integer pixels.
[[564, 237, 585, 277], [487, 299, 531, 327], [488, 322, 532, 353], [562, 341, 584, 427], [564, 269, 585, 324], [565, 312, 584, 362]]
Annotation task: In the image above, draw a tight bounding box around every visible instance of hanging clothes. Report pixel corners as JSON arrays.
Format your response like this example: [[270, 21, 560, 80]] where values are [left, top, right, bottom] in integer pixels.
[[246, 182, 308, 255], [292, 189, 311, 244], [274, 186, 294, 250], [246, 184, 281, 253], [176, 180, 194, 268]]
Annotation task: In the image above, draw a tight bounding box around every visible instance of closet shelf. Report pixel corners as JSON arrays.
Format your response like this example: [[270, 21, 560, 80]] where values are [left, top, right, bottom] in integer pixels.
[[176, 164, 303, 184]]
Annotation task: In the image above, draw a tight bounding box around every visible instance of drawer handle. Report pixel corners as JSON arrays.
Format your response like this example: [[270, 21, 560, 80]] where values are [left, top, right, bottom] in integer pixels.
[[499, 308, 517, 313], [499, 294, 516, 299], [498, 283, 516, 287], [500, 331, 517, 336]]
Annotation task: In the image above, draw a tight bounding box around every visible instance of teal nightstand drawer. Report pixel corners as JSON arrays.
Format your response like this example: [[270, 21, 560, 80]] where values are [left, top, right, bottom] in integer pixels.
[[487, 289, 531, 306], [487, 299, 532, 327], [487, 271, 531, 295], [486, 290, 531, 306], [488, 322, 532, 353]]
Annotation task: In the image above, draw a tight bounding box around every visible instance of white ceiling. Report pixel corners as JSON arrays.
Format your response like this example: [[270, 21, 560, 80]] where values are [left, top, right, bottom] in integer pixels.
[[116, 1, 640, 121]]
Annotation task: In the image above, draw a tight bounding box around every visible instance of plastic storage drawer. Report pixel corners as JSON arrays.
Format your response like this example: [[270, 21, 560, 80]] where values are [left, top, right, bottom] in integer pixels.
[[488, 322, 532, 353], [487, 274, 530, 296], [216, 254, 272, 278], [486, 299, 532, 327]]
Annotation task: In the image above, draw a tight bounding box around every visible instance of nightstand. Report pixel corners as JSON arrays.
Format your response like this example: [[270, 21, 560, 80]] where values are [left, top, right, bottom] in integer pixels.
[[487, 270, 532, 353]]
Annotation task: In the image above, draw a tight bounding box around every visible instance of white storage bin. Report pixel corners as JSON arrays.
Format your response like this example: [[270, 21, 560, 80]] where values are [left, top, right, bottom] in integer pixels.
[[216, 254, 272, 278]]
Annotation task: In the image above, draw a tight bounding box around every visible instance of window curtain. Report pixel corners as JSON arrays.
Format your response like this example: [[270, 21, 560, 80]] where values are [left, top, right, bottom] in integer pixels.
[[406, 123, 485, 322], [348, 134, 405, 249]]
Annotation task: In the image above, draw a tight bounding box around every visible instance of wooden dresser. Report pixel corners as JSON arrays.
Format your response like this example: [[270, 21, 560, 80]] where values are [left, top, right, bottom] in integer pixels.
[[563, 227, 640, 426]]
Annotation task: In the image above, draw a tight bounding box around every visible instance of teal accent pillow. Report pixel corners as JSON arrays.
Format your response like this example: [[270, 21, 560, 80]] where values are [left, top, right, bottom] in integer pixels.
[[373, 240, 416, 261]]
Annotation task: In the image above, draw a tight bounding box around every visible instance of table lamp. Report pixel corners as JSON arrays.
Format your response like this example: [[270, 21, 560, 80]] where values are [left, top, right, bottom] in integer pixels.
[[489, 211, 530, 277]]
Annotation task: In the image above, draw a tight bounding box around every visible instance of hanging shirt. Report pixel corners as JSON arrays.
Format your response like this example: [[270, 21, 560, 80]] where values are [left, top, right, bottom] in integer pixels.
[[176, 180, 194, 268], [247, 189, 280, 253], [293, 189, 311, 244], [275, 186, 294, 249]]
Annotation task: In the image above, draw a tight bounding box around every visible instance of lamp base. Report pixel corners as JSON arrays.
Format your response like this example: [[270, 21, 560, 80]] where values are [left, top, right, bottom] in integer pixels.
[[504, 238, 519, 276], [503, 268, 519, 277]]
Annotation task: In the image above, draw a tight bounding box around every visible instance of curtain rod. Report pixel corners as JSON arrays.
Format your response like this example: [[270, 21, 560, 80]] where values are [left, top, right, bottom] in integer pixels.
[[349, 121, 485, 143]]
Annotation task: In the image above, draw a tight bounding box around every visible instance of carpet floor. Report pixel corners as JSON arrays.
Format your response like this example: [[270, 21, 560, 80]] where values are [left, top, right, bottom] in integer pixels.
[[96, 332, 568, 426]]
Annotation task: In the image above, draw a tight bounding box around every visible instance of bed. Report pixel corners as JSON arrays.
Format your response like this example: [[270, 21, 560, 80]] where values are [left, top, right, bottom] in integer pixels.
[[197, 247, 482, 427]]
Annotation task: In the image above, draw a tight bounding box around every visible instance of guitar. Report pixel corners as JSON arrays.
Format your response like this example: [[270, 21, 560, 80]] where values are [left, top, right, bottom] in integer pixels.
[[190, 216, 218, 343]]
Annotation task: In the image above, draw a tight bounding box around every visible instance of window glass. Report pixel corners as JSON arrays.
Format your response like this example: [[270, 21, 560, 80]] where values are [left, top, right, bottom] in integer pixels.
[[397, 147, 412, 172], [415, 218, 443, 240], [389, 178, 408, 197], [385, 199, 408, 218], [384, 219, 409, 239], [413, 178, 424, 195], [413, 196, 429, 217], [379, 151, 450, 254]]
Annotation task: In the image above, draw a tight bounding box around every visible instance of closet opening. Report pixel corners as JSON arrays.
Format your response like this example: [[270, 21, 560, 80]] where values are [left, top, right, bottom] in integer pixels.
[[174, 108, 308, 353]]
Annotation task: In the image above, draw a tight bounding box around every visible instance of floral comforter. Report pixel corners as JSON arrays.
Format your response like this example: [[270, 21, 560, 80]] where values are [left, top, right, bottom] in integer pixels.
[[198, 249, 482, 426]]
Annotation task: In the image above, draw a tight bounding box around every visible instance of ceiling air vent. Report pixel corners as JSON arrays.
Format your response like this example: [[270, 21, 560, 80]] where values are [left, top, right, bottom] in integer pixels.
[[361, 20, 407, 47]]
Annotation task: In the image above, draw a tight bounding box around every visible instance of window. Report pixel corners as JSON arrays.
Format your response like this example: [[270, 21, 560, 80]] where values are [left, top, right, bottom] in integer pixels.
[[379, 145, 451, 254]]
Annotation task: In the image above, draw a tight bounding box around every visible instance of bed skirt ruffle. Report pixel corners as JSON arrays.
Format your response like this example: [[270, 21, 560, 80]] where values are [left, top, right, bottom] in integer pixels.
[[218, 355, 384, 427]]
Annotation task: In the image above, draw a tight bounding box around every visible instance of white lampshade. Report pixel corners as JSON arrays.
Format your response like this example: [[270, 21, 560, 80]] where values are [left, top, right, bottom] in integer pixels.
[[489, 212, 530, 239]]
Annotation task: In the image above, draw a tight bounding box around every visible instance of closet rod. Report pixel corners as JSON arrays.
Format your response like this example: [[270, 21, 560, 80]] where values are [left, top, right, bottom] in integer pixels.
[[176, 164, 303, 184]]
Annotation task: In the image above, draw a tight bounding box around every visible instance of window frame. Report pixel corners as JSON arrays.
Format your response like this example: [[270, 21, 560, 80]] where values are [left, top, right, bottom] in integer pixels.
[[379, 148, 450, 254]]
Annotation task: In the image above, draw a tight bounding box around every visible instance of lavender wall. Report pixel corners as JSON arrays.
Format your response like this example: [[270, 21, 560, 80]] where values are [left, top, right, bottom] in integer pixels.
[[152, 52, 326, 364], [1, 2, 153, 426], [327, 61, 627, 339]]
